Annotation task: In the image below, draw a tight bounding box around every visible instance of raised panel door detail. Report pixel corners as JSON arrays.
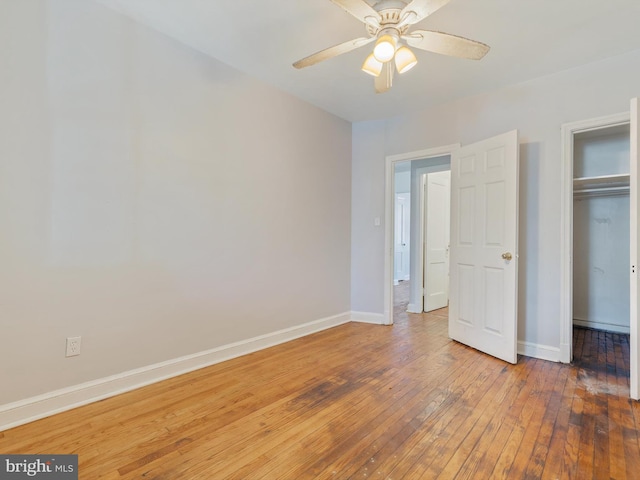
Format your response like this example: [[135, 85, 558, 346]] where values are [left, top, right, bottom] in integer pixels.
[[449, 129, 518, 364], [457, 264, 474, 326], [485, 146, 505, 171], [460, 154, 476, 176], [485, 181, 505, 247], [483, 267, 505, 334], [458, 186, 475, 245]]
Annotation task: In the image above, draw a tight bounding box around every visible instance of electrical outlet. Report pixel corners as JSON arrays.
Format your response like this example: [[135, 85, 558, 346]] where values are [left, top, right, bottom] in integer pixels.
[[66, 336, 81, 357]]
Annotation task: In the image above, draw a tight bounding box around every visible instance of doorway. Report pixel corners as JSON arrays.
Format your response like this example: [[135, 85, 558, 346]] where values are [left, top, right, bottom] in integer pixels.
[[560, 112, 636, 396], [384, 131, 520, 364], [391, 155, 452, 322], [560, 113, 630, 356], [572, 125, 630, 334], [384, 145, 458, 325], [393, 162, 411, 287]]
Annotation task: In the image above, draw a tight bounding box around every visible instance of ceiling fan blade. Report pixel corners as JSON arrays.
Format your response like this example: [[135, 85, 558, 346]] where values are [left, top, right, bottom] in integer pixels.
[[399, 0, 451, 26], [403, 30, 490, 60], [330, 0, 381, 26], [374, 62, 394, 94], [293, 37, 374, 69]]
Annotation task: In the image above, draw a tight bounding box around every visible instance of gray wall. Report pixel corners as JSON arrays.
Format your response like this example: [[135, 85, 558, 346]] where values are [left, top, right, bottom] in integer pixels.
[[0, 0, 351, 405]]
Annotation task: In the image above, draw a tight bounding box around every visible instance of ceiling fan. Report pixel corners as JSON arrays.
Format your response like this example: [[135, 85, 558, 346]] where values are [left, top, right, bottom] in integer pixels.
[[293, 0, 490, 93]]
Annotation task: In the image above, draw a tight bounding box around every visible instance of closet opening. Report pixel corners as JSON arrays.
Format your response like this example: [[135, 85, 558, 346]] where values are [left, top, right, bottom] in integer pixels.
[[571, 123, 631, 362]]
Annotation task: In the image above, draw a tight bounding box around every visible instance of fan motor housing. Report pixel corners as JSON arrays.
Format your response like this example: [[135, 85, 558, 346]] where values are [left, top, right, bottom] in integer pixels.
[[373, 0, 409, 11], [366, 0, 411, 36]]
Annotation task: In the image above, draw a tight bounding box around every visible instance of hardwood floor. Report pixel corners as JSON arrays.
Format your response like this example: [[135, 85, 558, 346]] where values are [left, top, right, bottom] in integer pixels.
[[1, 284, 639, 479]]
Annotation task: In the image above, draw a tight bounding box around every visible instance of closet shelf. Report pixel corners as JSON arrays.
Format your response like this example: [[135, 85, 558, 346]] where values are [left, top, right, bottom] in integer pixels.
[[573, 173, 630, 198]]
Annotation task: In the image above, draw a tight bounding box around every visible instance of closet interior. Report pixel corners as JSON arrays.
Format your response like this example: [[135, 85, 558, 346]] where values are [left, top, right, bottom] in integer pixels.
[[572, 123, 631, 334]]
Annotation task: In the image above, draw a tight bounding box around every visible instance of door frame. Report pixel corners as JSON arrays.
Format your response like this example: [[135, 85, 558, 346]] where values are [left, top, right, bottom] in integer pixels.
[[383, 144, 460, 325], [559, 111, 631, 363]]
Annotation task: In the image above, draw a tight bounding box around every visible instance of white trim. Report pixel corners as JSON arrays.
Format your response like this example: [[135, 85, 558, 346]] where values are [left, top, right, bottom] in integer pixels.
[[406, 303, 422, 314], [560, 112, 630, 364], [417, 173, 426, 314], [517, 341, 561, 363], [630, 98, 639, 400], [573, 319, 630, 335], [0, 312, 351, 432], [350, 311, 386, 324], [384, 145, 460, 326], [559, 342, 571, 365]]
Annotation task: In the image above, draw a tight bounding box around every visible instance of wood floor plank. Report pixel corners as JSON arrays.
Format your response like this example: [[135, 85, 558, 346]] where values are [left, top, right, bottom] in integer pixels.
[[593, 330, 611, 480], [541, 361, 579, 480], [353, 350, 496, 479], [622, 399, 640, 479], [489, 360, 559, 479], [522, 361, 570, 480], [380, 353, 510, 478], [360, 350, 499, 479], [607, 333, 627, 480], [303, 337, 473, 479], [422, 359, 530, 479], [1, 283, 639, 479], [460, 357, 541, 480]]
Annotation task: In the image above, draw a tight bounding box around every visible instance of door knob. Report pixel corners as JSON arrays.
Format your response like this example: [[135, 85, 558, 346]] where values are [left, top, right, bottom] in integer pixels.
[[501, 252, 513, 261]]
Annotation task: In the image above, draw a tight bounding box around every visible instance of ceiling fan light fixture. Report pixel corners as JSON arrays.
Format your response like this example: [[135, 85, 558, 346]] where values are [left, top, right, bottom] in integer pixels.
[[373, 34, 397, 63], [361, 53, 383, 77], [394, 46, 417, 74]]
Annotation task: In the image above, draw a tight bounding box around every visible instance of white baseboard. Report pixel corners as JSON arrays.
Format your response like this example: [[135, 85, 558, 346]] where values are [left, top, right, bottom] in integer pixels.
[[351, 311, 386, 325], [518, 340, 561, 363], [573, 318, 630, 334], [0, 311, 351, 432], [406, 303, 422, 314]]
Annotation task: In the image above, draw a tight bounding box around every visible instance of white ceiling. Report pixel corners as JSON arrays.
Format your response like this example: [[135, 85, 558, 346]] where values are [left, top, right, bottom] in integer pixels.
[[96, 0, 640, 122]]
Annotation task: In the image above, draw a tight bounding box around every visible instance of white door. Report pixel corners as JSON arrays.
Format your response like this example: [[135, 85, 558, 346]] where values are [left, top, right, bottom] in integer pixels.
[[394, 193, 411, 285], [630, 98, 639, 400], [449, 130, 519, 364], [424, 171, 451, 312]]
